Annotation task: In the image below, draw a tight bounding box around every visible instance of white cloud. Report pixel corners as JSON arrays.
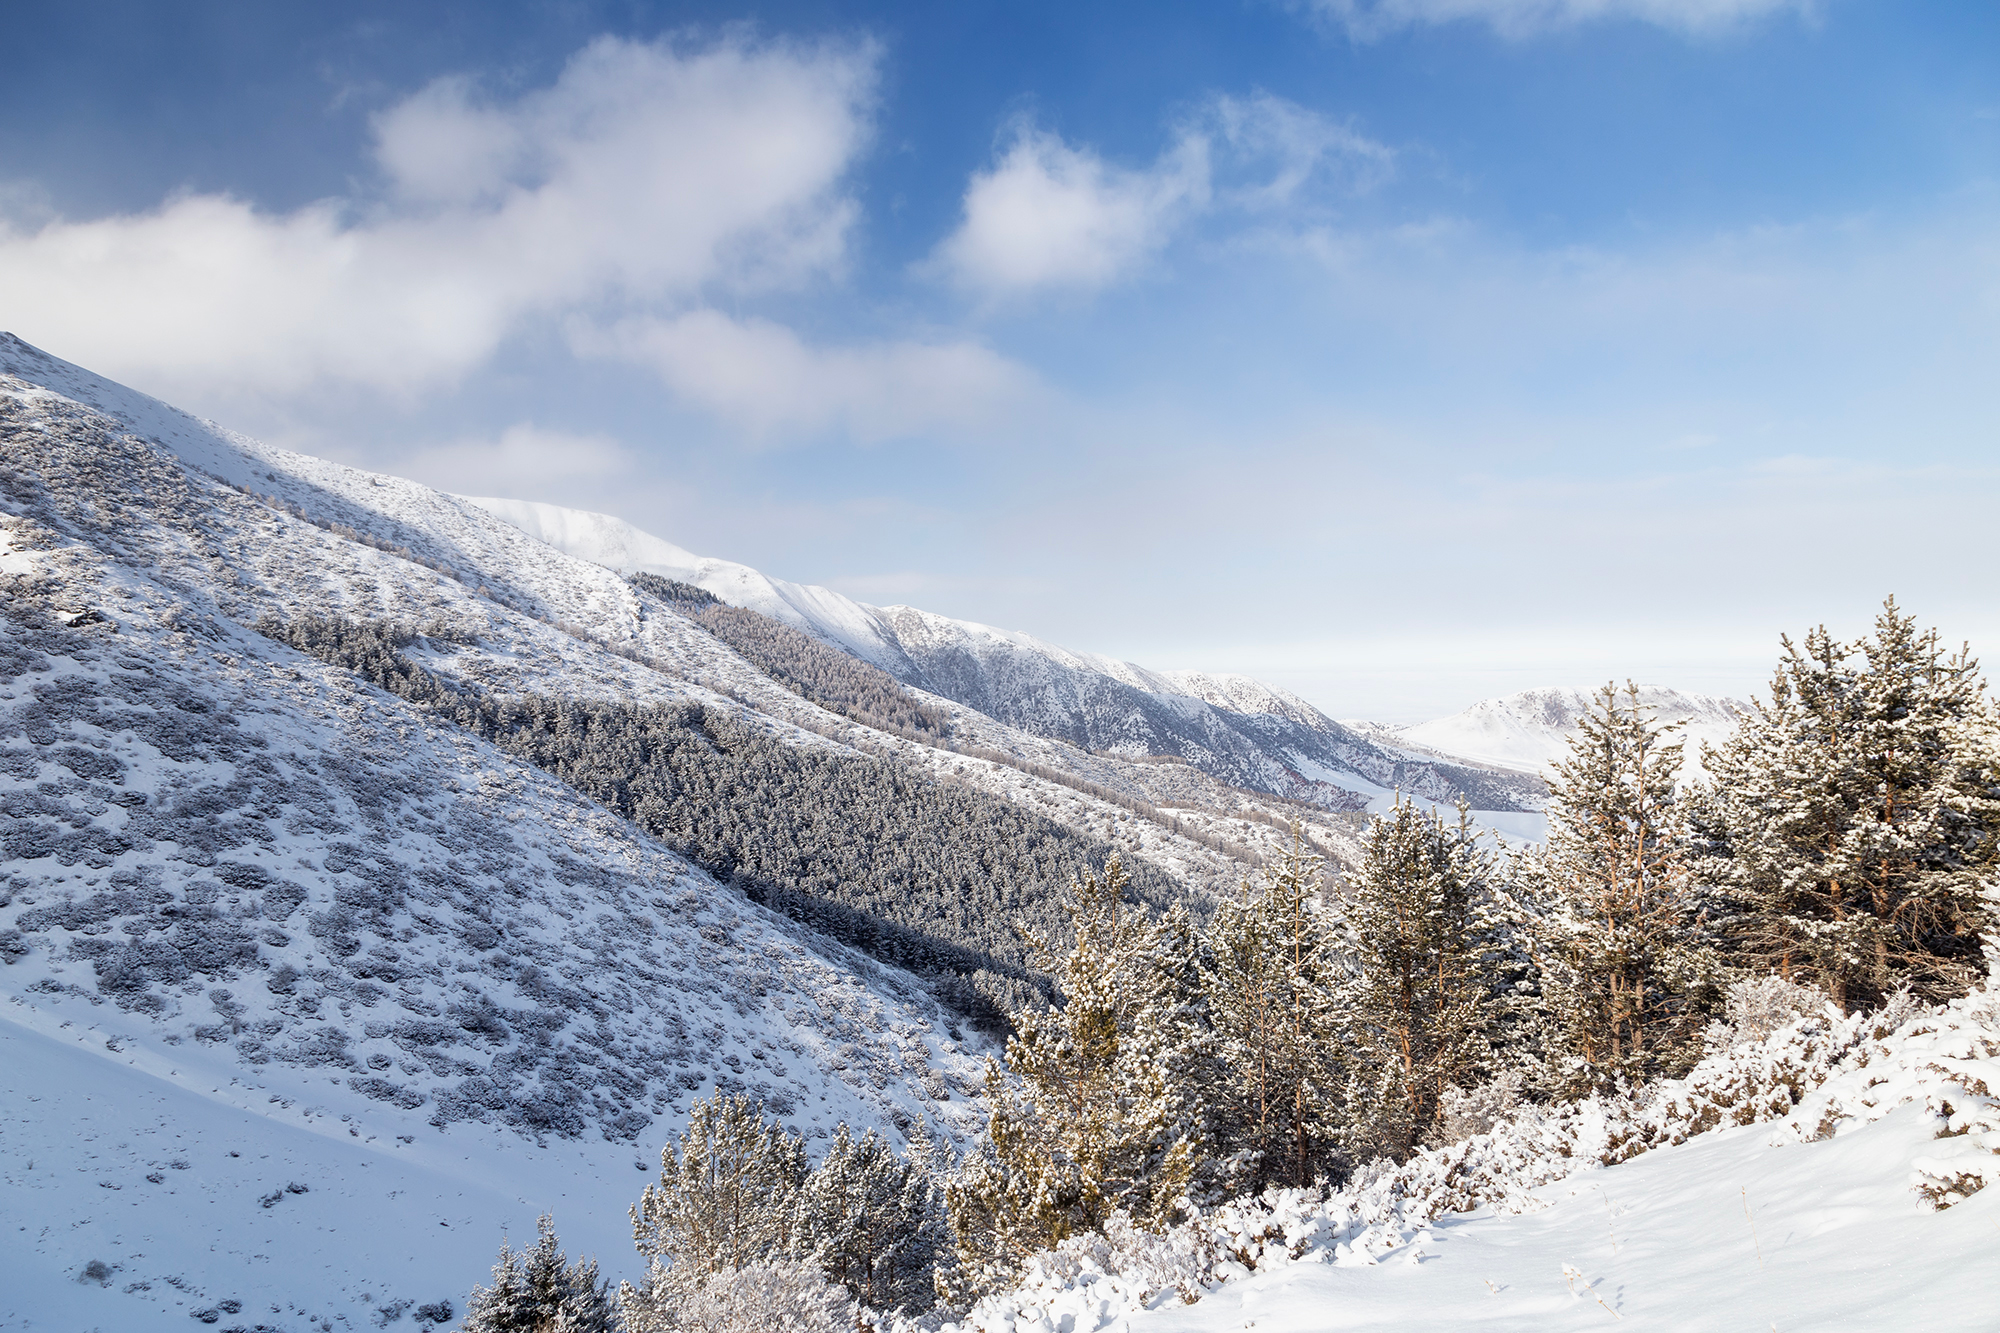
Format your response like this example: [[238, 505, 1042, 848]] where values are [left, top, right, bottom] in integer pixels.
[[1307, 0, 1815, 41], [397, 423, 630, 496], [929, 125, 1209, 295], [0, 34, 875, 402], [575, 310, 1036, 442], [930, 96, 1392, 297]]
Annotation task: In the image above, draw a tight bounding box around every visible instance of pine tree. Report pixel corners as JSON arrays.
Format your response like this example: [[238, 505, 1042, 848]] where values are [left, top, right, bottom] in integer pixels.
[[1204, 828, 1343, 1189], [459, 1215, 616, 1333], [789, 1122, 943, 1315], [1526, 681, 1716, 1092], [1126, 902, 1225, 1207], [1336, 799, 1500, 1161], [943, 856, 1183, 1291], [623, 1091, 808, 1326], [1699, 601, 2000, 1010]]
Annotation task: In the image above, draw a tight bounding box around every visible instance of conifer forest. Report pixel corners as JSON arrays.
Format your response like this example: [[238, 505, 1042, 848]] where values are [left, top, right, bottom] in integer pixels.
[[445, 600, 2000, 1332]]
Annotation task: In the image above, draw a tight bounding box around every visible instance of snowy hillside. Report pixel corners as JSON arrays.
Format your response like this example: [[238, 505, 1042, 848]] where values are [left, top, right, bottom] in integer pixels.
[[0, 406, 1000, 1329], [938, 981, 2000, 1332], [465, 497, 1545, 820], [0, 333, 1351, 889], [1395, 686, 1747, 777]]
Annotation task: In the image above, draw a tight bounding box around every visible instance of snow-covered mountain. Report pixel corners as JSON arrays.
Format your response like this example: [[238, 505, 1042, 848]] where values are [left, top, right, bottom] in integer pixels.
[[1, 333, 1253, 1329], [1392, 685, 1748, 777], [467, 496, 920, 679], [6, 333, 1995, 1333], [466, 498, 1546, 819]]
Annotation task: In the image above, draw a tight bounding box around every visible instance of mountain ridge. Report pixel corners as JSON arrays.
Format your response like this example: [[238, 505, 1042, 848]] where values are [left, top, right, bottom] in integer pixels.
[[463, 495, 1547, 819]]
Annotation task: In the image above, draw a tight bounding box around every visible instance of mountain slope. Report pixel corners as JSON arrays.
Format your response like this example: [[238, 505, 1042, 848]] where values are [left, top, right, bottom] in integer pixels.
[[0, 522, 981, 1332], [464, 497, 1546, 819], [0, 333, 1238, 1329]]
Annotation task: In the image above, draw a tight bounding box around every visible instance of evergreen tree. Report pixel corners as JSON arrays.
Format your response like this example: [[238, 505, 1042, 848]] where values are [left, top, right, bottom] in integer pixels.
[[1126, 902, 1229, 1205], [789, 1122, 944, 1315], [459, 1215, 616, 1333], [1204, 829, 1343, 1189], [623, 1091, 808, 1325], [1698, 601, 2000, 1010], [1336, 799, 1500, 1161], [1526, 681, 1716, 1092], [944, 856, 1186, 1292]]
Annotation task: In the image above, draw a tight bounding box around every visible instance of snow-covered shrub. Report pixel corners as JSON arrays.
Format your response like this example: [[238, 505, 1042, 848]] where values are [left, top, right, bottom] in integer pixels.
[[1437, 1069, 1522, 1144], [1775, 983, 2000, 1208], [1720, 975, 1832, 1047], [926, 980, 2000, 1333], [660, 1258, 855, 1333]]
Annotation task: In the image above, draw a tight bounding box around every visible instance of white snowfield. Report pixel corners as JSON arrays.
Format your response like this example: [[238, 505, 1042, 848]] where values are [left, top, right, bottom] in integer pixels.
[[1140, 1102, 1996, 1331], [1396, 686, 1748, 778], [3, 1006, 655, 1333], [940, 985, 2000, 1332]]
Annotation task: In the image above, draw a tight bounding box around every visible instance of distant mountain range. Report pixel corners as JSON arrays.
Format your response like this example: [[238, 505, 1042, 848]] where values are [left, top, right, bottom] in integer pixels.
[[1375, 685, 1747, 777]]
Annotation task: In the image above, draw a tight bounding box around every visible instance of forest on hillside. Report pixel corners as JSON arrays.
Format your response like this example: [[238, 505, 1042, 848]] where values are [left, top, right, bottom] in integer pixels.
[[435, 599, 2000, 1333], [258, 614, 1196, 1029]]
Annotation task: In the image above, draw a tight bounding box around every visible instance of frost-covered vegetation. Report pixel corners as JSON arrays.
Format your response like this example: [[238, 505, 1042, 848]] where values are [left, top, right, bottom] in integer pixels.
[[886, 601, 2000, 1329], [934, 974, 2000, 1332], [629, 571, 953, 740], [560, 602, 1997, 1329], [256, 613, 1195, 1028]]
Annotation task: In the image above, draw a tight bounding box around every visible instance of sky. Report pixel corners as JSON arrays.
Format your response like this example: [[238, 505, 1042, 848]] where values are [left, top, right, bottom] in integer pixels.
[[2, 0, 1997, 722]]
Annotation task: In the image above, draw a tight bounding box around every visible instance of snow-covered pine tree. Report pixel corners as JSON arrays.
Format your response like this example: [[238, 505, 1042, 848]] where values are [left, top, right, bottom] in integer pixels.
[[888, 1124, 956, 1311], [789, 1121, 942, 1315], [1336, 798, 1501, 1162], [943, 856, 1178, 1292], [458, 1214, 616, 1333], [1126, 902, 1224, 1208], [1525, 681, 1716, 1093], [1699, 600, 2000, 1010], [622, 1091, 808, 1329], [1204, 828, 1343, 1189]]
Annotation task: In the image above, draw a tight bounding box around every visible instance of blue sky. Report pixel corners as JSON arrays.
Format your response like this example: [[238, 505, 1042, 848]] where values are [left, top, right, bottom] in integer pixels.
[[4, 0, 1997, 720]]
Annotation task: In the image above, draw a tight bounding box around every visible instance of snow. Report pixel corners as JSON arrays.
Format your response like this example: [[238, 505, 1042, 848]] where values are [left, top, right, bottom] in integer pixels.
[[935, 985, 2000, 1333], [1, 1008, 648, 1333], [1138, 1104, 1998, 1331], [0, 341, 1006, 1330], [460, 495, 918, 676], [10, 332, 1984, 1332], [0, 332, 1412, 1333], [0, 619, 989, 1329], [1397, 686, 1747, 778]]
